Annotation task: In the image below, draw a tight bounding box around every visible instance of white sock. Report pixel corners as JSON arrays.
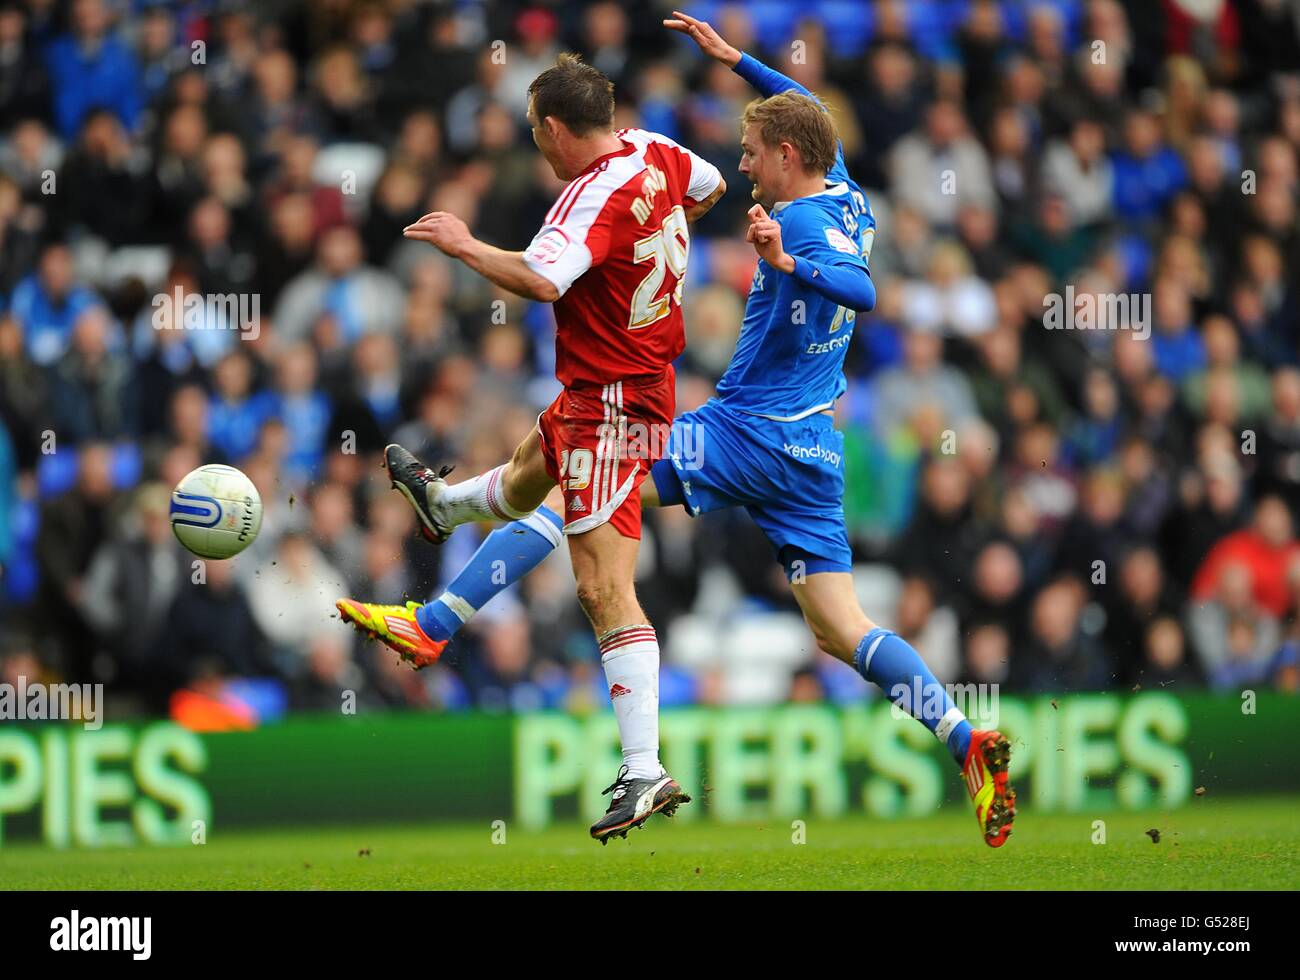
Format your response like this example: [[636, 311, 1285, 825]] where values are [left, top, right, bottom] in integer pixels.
[[437, 464, 533, 527], [599, 624, 662, 780]]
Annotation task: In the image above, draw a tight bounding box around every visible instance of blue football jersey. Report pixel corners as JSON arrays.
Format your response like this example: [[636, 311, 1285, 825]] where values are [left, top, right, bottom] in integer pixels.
[[713, 55, 876, 422]]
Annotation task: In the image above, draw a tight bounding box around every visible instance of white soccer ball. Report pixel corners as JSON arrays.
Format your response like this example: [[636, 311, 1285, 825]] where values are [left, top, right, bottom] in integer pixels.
[[169, 463, 263, 559]]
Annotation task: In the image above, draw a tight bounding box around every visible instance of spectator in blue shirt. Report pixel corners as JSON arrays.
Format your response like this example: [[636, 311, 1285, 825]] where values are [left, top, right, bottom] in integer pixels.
[[43, 0, 143, 139], [269, 342, 331, 486], [1150, 280, 1207, 384], [136, 6, 189, 105], [1065, 368, 1125, 466], [8, 243, 100, 366], [207, 349, 274, 464], [1111, 109, 1188, 226]]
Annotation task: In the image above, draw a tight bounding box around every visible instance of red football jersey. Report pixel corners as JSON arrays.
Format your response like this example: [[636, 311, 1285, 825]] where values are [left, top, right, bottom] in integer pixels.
[[522, 128, 723, 386]]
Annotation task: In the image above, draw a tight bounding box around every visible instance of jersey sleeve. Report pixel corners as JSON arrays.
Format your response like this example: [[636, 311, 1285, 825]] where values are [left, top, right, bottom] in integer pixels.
[[733, 53, 849, 185], [781, 205, 876, 311], [734, 52, 815, 101], [523, 223, 594, 298], [679, 144, 723, 206]]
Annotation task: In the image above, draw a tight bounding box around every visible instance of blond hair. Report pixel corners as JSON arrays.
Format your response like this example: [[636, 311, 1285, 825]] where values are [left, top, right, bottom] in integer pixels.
[[742, 92, 839, 176]]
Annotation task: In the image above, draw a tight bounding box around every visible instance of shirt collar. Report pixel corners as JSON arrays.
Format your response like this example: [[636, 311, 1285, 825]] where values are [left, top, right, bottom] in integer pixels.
[[772, 181, 850, 214], [581, 138, 637, 175]]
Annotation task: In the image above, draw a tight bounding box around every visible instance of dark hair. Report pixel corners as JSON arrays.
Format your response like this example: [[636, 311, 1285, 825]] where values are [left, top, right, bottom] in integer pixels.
[[527, 53, 614, 136]]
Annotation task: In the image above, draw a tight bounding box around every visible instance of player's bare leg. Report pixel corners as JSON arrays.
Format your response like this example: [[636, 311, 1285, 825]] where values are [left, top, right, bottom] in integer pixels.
[[385, 427, 554, 543], [792, 571, 1016, 847], [638, 476, 662, 507], [788, 570, 876, 666], [570, 522, 689, 843]]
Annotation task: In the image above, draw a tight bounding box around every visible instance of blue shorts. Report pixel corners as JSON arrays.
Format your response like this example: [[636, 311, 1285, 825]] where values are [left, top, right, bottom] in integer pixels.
[[652, 398, 851, 579]]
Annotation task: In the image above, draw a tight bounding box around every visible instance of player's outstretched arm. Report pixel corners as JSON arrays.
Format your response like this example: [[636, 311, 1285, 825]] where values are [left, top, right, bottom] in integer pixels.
[[663, 11, 741, 66], [404, 211, 559, 303], [666, 10, 846, 180], [665, 11, 812, 102]]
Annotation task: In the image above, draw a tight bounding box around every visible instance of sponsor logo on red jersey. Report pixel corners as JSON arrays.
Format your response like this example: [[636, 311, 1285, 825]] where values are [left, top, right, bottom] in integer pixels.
[[526, 227, 570, 265]]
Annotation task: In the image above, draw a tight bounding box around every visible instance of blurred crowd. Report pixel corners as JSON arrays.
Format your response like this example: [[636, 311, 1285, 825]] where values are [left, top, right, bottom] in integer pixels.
[[2, 0, 1299, 724]]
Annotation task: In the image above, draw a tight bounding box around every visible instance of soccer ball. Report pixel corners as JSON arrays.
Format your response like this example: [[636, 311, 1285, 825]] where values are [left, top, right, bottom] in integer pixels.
[[169, 463, 263, 559]]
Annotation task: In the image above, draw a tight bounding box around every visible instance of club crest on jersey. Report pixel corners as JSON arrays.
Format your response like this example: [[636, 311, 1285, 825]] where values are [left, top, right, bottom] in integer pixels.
[[824, 226, 858, 255], [526, 227, 570, 265]]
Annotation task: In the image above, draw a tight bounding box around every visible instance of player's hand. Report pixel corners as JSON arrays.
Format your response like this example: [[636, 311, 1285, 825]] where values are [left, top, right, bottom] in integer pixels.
[[746, 204, 794, 273], [663, 10, 742, 66], [403, 211, 473, 258]]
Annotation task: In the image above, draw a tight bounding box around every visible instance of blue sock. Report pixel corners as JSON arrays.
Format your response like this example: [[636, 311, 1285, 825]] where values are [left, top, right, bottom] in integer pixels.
[[415, 506, 563, 642], [853, 628, 972, 766]]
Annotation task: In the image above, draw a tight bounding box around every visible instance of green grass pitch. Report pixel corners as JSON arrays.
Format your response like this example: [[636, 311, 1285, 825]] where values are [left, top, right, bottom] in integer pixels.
[[4, 797, 1298, 890]]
